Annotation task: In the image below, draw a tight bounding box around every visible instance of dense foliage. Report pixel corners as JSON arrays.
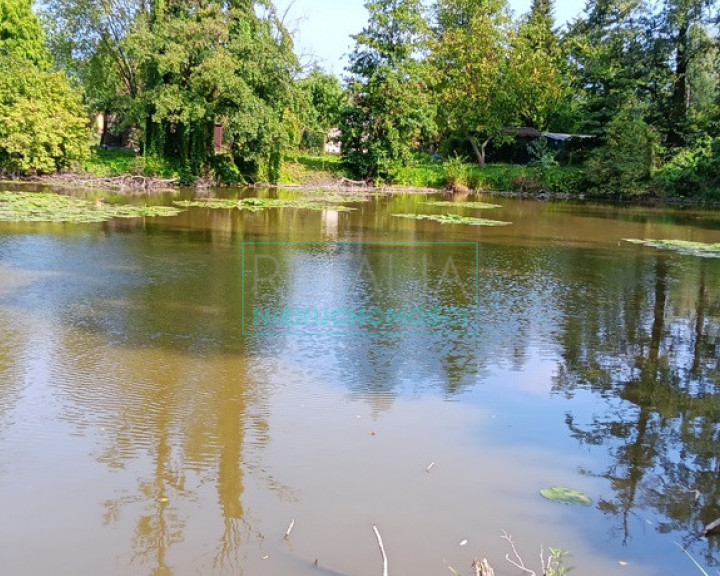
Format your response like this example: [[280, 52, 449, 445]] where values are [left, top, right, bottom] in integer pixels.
[[0, 0, 88, 176], [1, 0, 720, 195]]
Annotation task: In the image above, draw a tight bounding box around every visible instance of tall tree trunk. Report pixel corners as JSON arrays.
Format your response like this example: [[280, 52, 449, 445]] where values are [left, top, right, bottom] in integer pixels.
[[670, 17, 690, 145]]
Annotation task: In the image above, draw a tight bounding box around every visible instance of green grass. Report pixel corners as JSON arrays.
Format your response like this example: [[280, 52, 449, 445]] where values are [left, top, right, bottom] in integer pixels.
[[82, 148, 183, 179], [394, 161, 585, 194], [279, 153, 348, 185]]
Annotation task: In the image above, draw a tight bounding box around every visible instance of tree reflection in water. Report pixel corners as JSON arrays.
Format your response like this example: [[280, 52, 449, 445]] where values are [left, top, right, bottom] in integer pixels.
[[555, 254, 720, 567]]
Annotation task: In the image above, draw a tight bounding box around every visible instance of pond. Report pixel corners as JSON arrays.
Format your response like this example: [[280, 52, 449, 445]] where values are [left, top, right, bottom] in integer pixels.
[[0, 187, 719, 576]]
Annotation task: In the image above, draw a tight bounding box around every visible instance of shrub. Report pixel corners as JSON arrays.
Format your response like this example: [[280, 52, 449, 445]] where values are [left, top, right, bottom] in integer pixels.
[[0, 56, 89, 175], [585, 100, 659, 197], [654, 136, 720, 200]]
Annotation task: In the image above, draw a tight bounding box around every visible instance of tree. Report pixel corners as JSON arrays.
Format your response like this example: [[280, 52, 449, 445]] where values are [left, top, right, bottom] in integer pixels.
[[565, 0, 657, 135], [341, 0, 435, 180], [0, 0, 50, 67], [657, 0, 717, 144], [506, 0, 568, 131], [0, 0, 89, 175], [586, 99, 659, 195], [45, 0, 299, 181], [296, 68, 345, 151], [429, 0, 515, 165]]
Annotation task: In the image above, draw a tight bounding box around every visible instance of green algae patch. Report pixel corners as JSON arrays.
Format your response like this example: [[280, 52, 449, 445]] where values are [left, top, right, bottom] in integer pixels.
[[422, 201, 502, 210], [623, 238, 720, 258], [173, 197, 357, 212], [393, 213, 512, 226], [0, 191, 183, 223]]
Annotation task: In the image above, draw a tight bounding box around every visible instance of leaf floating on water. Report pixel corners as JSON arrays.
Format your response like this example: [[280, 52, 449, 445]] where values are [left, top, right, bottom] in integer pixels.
[[393, 213, 512, 226], [459, 539, 468, 547], [540, 486, 592, 507], [623, 238, 720, 259]]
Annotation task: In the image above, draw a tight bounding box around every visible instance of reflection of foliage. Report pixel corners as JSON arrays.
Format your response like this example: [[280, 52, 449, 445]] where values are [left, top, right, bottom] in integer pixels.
[[554, 255, 720, 567]]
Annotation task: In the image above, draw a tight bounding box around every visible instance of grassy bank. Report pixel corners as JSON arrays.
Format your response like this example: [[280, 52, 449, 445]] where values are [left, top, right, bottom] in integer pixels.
[[79, 149, 586, 196], [82, 149, 183, 180], [280, 153, 586, 195]]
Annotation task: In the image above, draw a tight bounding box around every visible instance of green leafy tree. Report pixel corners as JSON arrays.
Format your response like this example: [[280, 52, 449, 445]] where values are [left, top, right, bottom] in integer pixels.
[[429, 0, 515, 165], [566, 0, 657, 135], [0, 0, 89, 175], [44, 0, 298, 181], [507, 0, 568, 130], [341, 0, 436, 180], [586, 99, 659, 196], [296, 68, 345, 151], [0, 0, 50, 67], [657, 0, 717, 144]]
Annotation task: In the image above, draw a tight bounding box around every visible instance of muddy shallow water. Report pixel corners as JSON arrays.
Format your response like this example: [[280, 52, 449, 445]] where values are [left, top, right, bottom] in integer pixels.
[[0, 189, 719, 575]]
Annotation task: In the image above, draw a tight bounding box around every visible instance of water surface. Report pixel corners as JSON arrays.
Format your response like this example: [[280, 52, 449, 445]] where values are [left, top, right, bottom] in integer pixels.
[[0, 189, 719, 575]]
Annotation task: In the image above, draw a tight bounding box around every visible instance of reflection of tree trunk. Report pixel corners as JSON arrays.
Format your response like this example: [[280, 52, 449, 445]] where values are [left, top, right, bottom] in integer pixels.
[[648, 257, 668, 367], [691, 262, 707, 378]]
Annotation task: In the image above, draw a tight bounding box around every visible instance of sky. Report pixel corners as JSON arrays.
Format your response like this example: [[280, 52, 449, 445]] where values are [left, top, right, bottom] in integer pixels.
[[274, 0, 586, 76]]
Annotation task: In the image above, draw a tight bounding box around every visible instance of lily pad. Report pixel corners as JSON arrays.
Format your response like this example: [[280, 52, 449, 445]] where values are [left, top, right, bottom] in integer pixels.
[[623, 238, 720, 259], [393, 213, 512, 226], [540, 486, 592, 506]]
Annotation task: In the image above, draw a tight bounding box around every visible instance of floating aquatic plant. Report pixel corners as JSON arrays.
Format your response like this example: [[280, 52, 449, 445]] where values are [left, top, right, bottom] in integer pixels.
[[623, 238, 720, 258], [0, 191, 183, 223], [540, 487, 592, 507], [393, 213, 512, 226], [422, 201, 502, 210], [173, 197, 357, 212]]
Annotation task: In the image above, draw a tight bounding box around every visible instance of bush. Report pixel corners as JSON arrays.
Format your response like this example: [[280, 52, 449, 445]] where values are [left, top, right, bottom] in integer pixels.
[[654, 137, 720, 200], [0, 56, 89, 175], [585, 100, 659, 197]]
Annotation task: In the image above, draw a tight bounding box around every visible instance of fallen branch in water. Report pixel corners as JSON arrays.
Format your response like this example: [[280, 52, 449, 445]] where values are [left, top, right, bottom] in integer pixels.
[[373, 525, 389, 576]]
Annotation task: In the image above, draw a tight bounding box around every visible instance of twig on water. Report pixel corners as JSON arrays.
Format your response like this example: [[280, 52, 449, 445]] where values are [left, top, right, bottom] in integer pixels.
[[426, 462, 436, 473], [674, 542, 711, 576], [373, 525, 389, 576], [284, 518, 295, 539], [501, 530, 536, 576]]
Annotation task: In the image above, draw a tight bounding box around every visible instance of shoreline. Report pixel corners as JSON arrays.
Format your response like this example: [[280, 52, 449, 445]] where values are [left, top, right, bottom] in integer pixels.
[[1, 172, 718, 209]]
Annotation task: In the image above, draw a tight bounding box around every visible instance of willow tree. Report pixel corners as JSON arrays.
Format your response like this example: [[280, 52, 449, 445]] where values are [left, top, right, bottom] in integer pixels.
[[125, 1, 298, 180], [340, 0, 436, 180], [429, 0, 515, 165], [44, 0, 298, 181]]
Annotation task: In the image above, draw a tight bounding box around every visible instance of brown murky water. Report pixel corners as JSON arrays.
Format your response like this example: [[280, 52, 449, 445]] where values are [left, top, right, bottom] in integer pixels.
[[0, 189, 719, 575]]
